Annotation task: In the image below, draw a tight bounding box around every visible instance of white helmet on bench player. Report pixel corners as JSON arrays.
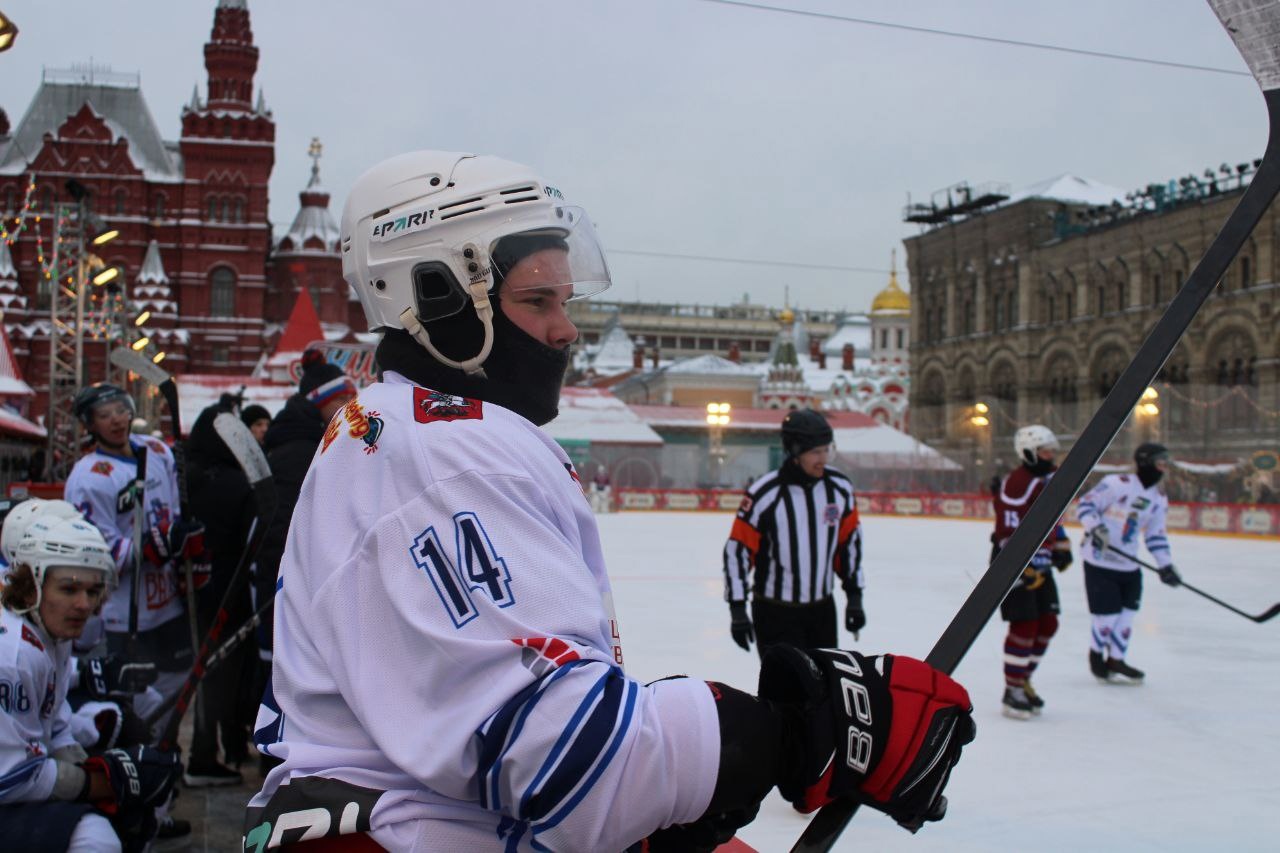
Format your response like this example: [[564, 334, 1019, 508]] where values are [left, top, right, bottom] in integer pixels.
[[11, 516, 115, 613], [1, 498, 84, 565], [1014, 424, 1059, 466], [340, 150, 611, 375]]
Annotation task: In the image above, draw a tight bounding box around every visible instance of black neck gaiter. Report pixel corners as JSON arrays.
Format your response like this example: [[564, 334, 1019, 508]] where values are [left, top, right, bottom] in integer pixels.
[[375, 303, 570, 427], [1137, 466, 1164, 489]]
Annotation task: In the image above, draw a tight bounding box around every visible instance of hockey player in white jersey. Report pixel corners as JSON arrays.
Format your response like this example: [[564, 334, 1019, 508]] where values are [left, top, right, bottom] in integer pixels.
[[64, 384, 209, 722], [0, 512, 181, 851], [1077, 442, 1182, 683], [246, 150, 975, 852]]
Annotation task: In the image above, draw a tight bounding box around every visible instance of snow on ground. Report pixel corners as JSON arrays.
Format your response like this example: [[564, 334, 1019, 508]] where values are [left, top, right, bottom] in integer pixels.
[[596, 512, 1280, 852]]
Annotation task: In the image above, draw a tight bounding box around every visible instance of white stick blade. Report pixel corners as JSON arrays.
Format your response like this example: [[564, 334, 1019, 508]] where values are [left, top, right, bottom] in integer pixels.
[[212, 412, 272, 484], [1210, 0, 1280, 90], [109, 347, 172, 388]]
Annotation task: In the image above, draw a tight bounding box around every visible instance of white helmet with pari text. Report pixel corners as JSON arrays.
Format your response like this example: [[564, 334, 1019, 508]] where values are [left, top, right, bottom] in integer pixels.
[[341, 150, 611, 375], [2, 498, 85, 565], [11, 516, 115, 614], [1014, 424, 1060, 466]]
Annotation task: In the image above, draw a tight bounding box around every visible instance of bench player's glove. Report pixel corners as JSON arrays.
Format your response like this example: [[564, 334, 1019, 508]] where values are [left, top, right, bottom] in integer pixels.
[[80, 655, 158, 700], [1087, 524, 1110, 552], [759, 646, 975, 832], [728, 601, 754, 652], [81, 745, 180, 813]]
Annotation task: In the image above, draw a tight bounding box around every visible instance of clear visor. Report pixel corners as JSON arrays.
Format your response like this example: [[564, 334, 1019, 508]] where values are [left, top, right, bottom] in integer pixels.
[[92, 398, 135, 422], [480, 204, 611, 300]]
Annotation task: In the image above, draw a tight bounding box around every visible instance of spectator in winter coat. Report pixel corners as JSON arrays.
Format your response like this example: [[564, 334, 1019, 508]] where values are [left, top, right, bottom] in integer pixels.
[[250, 351, 355, 769], [182, 399, 259, 787]]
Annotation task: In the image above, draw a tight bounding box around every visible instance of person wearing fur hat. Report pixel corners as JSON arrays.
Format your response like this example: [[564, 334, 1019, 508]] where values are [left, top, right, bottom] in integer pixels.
[[239, 404, 272, 446]]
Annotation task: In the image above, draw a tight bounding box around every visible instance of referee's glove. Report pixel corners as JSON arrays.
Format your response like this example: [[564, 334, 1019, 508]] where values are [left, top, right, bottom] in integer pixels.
[[728, 602, 754, 652], [844, 586, 866, 635]]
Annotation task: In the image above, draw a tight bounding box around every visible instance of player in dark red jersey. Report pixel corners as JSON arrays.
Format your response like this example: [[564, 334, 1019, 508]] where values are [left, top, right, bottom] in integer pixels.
[[991, 425, 1073, 719]]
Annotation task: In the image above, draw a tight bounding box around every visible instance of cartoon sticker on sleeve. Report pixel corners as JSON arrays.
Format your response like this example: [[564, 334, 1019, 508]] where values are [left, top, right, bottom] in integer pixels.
[[322, 400, 384, 455]]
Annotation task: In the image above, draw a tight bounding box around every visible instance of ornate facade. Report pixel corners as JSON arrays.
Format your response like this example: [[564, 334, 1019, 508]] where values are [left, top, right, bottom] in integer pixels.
[[905, 167, 1279, 467]]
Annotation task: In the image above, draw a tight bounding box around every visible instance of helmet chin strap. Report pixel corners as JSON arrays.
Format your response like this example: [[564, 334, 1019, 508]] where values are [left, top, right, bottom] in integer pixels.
[[399, 254, 496, 378]]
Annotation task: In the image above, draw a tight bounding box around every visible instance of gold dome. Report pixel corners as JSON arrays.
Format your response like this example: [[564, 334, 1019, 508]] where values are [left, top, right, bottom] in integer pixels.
[[871, 253, 911, 314], [778, 307, 795, 325]]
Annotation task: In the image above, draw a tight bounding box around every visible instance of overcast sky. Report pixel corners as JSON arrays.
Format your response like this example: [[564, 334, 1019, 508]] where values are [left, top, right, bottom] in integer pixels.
[[0, 0, 1266, 314]]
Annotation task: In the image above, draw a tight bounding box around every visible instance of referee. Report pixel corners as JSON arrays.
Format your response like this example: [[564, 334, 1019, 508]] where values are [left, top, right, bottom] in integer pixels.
[[723, 408, 865, 658]]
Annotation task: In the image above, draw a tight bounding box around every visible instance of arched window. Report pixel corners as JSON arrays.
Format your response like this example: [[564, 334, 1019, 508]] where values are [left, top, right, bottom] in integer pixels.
[[154, 193, 166, 219], [40, 187, 53, 212], [207, 197, 218, 221], [991, 362, 1018, 439], [2, 186, 13, 213], [210, 267, 236, 317], [919, 371, 946, 439], [1209, 331, 1258, 431], [233, 197, 244, 223], [114, 189, 127, 215], [992, 294, 1003, 332]]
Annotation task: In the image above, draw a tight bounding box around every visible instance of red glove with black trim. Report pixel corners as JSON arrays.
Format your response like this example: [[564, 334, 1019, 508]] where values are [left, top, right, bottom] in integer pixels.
[[758, 645, 975, 832]]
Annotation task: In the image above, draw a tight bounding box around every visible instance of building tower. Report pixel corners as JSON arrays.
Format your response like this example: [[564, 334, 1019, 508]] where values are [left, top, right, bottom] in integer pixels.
[[869, 250, 911, 366]]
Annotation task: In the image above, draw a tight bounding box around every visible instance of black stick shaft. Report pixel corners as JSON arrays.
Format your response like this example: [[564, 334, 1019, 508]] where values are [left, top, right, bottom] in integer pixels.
[[792, 87, 1280, 853]]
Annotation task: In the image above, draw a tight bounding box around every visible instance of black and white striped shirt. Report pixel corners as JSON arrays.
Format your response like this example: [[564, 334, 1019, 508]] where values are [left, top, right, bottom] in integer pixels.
[[723, 465, 863, 604]]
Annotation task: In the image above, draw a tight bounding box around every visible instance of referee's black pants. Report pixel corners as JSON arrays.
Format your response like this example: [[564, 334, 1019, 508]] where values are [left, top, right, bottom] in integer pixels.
[[752, 596, 837, 661]]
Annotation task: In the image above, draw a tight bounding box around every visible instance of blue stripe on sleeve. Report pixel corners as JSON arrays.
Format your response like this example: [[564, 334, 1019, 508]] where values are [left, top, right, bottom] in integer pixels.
[[520, 667, 621, 823], [534, 679, 638, 833], [0, 757, 46, 797], [476, 659, 590, 811]]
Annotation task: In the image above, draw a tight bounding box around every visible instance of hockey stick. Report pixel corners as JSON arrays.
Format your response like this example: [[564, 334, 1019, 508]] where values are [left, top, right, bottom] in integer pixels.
[[127, 447, 148, 653], [1104, 544, 1280, 623], [157, 413, 277, 752], [793, 3, 1280, 850], [145, 589, 278, 726], [109, 346, 205, 715]]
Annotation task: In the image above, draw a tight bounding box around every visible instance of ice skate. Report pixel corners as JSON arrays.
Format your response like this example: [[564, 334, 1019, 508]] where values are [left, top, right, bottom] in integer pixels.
[[1106, 657, 1145, 684], [1002, 685, 1034, 720], [1022, 681, 1045, 714], [1089, 650, 1111, 683]]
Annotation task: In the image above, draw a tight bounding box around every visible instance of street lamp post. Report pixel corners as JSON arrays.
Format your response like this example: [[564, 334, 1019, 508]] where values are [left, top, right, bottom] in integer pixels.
[[1136, 386, 1160, 444], [706, 402, 732, 487]]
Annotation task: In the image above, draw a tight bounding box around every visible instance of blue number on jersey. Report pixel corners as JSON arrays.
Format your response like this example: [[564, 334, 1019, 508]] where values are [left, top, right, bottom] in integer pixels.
[[413, 513, 515, 628], [414, 527, 478, 628], [454, 511, 514, 608]]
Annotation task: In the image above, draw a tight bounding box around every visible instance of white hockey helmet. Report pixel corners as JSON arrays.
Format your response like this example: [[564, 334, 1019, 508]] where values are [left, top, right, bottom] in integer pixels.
[[1014, 424, 1060, 465], [1, 498, 85, 565], [11, 516, 115, 614], [340, 150, 611, 375]]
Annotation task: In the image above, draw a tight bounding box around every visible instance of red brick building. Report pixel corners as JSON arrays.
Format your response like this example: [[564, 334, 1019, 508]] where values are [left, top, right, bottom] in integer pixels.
[[0, 0, 353, 424]]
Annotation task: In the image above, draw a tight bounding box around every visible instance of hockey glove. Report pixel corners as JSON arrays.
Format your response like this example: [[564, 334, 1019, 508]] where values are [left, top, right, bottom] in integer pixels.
[[143, 518, 206, 566], [80, 655, 159, 700], [758, 645, 975, 832], [1087, 524, 1110, 552], [81, 745, 181, 814], [1157, 564, 1182, 587], [729, 601, 754, 652], [1050, 544, 1073, 571], [1020, 566, 1047, 591], [845, 589, 867, 635]]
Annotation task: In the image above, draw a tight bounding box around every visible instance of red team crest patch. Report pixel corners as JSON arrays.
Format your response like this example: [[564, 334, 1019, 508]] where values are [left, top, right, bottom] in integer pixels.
[[91, 460, 114, 476], [413, 387, 483, 423]]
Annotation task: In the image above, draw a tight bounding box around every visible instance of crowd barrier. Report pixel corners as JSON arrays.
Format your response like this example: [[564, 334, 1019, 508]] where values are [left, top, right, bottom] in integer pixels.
[[613, 488, 1280, 537]]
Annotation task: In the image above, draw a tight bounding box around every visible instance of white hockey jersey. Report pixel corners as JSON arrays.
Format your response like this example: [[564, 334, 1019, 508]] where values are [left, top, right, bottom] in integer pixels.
[[64, 438, 184, 633], [248, 373, 718, 853], [1076, 473, 1172, 572], [0, 608, 78, 803]]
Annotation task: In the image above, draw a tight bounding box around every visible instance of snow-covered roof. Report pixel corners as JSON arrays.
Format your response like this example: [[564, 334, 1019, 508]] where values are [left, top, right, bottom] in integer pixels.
[[544, 388, 663, 446], [173, 375, 296, 436], [0, 239, 16, 281], [278, 200, 340, 253], [583, 319, 636, 374], [832, 424, 959, 469], [629, 405, 877, 432], [0, 322, 32, 397], [0, 79, 181, 180], [137, 240, 169, 285], [822, 315, 870, 358], [0, 405, 45, 440], [663, 354, 759, 376], [1004, 174, 1126, 207]]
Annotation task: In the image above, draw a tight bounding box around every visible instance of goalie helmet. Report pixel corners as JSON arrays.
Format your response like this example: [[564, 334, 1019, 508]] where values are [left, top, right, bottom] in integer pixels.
[[1014, 424, 1059, 466], [1134, 442, 1169, 469], [1, 498, 84, 565], [11, 516, 115, 614], [340, 150, 611, 375], [781, 409, 834, 458]]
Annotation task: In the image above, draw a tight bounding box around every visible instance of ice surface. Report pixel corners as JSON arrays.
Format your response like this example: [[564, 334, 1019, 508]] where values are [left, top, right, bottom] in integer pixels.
[[598, 512, 1279, 852]]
